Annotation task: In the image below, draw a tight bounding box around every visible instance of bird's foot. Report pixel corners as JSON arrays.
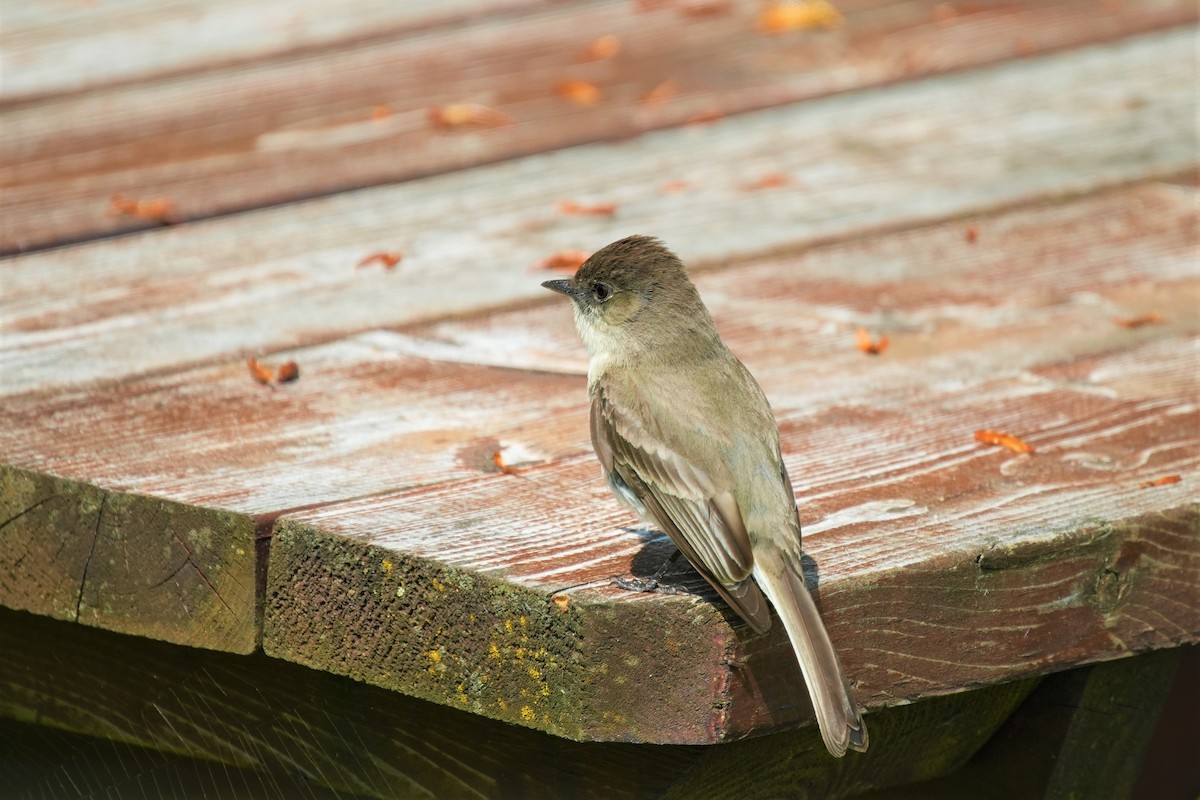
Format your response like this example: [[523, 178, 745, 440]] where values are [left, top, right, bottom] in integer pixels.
[[612, 575, 688, 595]]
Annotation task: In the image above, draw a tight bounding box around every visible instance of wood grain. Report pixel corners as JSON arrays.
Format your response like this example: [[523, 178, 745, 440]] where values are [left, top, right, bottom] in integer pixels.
[[1, 183, 1193, 662], [4, 1, 1193, 251], [0, 467, 258, 653], [0, 0, 547, 102], [2, 29, 1195, 399], [0, 605, 1047, 800], [262, 379, 1197, 742]]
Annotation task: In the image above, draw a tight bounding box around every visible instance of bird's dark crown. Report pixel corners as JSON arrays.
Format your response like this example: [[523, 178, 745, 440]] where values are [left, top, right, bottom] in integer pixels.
[[573, 235, 687, 297]]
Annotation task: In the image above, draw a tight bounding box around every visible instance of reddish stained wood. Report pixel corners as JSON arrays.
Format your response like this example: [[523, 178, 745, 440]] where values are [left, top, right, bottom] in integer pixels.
[[1, 186, 1193, 513], [2, 2, 1194, 251], [264, 383, 1198, 742], [2, 0, 556, 103], [2, 38, 1195, 398]]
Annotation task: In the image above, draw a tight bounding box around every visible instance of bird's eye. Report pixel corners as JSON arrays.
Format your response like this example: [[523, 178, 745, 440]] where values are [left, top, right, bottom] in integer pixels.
[[592, 282, 612, 302]]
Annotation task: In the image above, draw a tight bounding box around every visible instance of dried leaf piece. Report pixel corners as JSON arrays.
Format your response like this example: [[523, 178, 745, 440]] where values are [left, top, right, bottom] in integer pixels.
[[1114, 313, 1164, 329], [679, 0, 732, 17], [741, 172, 792, 191], [428, 103, 513, 129], [578, 34, 621, 61], [531, 250, 591, 273], [1138, 475, 1181, 489], [965, 224, 979, 243], [641, 79, 679, 107], [760, 0, 844, 33], [356, 251, 404, 270], [493, 450, 524, 475], [557, 200, 618, 217], [109, 194, 177, 223], [275, 360, 300, 383], [551, 594, 571, 612], [246, 356, 274, 386], [974, 429, 1035, 454], [686, 108, 724, 126], [855, 327, 889, 355], [556, 79, 602, 106]]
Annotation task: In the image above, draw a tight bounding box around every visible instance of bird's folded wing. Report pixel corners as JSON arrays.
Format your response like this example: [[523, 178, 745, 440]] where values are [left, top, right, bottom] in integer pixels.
[[591, 387, 771, 633]]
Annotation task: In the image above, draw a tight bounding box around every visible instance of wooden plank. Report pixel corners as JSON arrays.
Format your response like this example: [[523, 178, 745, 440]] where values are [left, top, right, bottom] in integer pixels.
[[0, 719, 371, 800], [0, 0, 547, 102], [1, 184, 1193, 654], [2, 29, 1195, 397], [0, 605, 1038, 800], [857, 648, 1183, 799], [4, 1, 1193, 252], [0, 467, 258, 653], [0, 184, 1191, 508], [0, 607, 702, 800], [261, 377, 1198, 742]]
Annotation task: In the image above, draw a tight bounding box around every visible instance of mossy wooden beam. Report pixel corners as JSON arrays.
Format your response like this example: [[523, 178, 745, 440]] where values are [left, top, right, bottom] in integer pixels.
[[0, 467, 257, 653]]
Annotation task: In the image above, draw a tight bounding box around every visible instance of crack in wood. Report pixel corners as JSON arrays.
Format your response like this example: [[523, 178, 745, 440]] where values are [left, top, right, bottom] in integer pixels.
[[0, 494, 56, 533], [168, 529, 237, 619], [75, 493, 105, 622]]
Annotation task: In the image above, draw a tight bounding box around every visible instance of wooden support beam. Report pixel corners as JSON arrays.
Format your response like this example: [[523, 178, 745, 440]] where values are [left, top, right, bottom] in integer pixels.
[[853, 648, 1184, 799], [0, 606, 1040, 800]]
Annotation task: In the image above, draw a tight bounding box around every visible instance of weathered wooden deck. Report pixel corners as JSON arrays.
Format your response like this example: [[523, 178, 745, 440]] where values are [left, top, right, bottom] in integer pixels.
[[1, 1, 1198, 798]]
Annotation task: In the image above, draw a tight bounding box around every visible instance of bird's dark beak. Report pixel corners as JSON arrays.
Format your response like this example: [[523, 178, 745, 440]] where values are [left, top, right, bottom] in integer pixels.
[[541, 279, 574, 297]]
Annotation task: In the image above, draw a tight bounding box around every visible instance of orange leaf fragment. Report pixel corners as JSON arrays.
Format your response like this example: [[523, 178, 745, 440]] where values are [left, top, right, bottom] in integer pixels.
[[1138, 475, 1181, 489], [679, 0, 732, 17], [965, 224, 979, 243], [556, 79, 602, 106], [246, 356, 274, 386], [641, 79, 679, 107], [428, 103, 513, 129], [974, 429, 1035, 454], [356, 251, 404, 270], [371, 104, 391, 121], [557, 200, 618, 217], [531, 250, 591, 273], [741, 172, 792, 191], [551, 594, 571, 612], [686, 108, 724, 126], [109, 194, 177, 223], [275, 360, 300, 383], [578, 34, 621, 62], [855, 327, 889, 355], [493, 450, 524, 475], [659, 179, 693, 194], [760, 0, 844, 33], [1114, 313, 1164, 329]]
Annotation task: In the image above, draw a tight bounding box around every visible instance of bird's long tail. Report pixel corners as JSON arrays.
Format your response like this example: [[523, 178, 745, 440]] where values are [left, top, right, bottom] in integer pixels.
[[751, 544, 868, 757]]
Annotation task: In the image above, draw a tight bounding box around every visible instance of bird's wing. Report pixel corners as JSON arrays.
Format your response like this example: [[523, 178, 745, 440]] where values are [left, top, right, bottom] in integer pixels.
[[591, 385, 771, 633]]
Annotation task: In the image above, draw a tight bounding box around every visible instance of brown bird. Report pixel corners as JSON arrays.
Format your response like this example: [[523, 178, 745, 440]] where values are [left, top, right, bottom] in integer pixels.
[[542, 235, 868, 757]]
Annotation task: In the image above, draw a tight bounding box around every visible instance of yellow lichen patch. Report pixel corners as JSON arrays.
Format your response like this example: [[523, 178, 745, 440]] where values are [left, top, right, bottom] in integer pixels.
[[488, 643, 502, 660], [528, 666, 542, 681], [497, 698, 508, 710], [519, 616, 528, 628], [381, 558, 393, 574], [426, 649, 442, 664], [431, 576, 445, 592], [520, 706, 535, 722], [504, 619, 514, 633]]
